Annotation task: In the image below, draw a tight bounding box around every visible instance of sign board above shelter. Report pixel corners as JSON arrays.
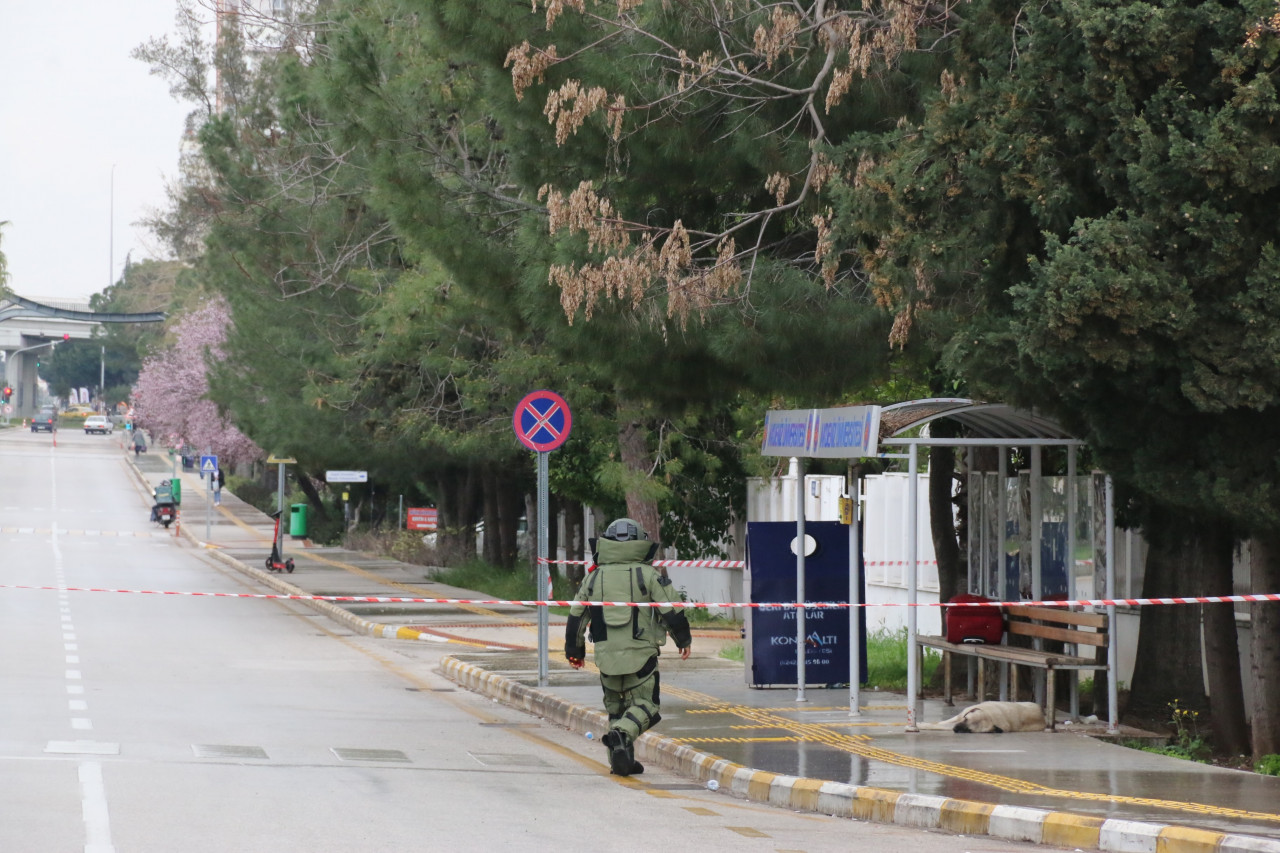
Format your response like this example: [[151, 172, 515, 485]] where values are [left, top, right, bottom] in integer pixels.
[[761, 405, 881, 459]]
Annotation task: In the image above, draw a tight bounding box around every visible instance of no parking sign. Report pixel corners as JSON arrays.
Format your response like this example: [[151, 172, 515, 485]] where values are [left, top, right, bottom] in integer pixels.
[[512, 390, 572, 452]]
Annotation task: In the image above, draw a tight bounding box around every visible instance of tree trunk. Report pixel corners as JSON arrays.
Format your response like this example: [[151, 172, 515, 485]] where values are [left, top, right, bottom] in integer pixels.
[[496, 480, 523, 570], [481, 468, 501, 566], [1250, 533, 1280, 760], [929, 440, 962, 603], [1127, 506, 1210, 721], [1200, 532, 1249, 757], [616, 395, 661, 542], [929, 439, 969, 694], [561, 499, 586, 586], [437, 466, 478, 567], [295, 470, 328, 523]]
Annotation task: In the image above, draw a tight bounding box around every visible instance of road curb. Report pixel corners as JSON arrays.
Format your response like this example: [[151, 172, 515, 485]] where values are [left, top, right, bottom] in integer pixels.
[[438, 655, 1280, 853]]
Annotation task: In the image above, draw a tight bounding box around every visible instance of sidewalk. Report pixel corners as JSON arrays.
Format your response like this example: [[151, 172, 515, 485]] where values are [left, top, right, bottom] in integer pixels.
[[125, 447, 1280, 853]]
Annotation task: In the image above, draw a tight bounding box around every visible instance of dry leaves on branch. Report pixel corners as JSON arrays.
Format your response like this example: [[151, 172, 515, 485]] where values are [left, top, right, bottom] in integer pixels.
[[542, 182, 742, 324], [504, 41, 559, 101]]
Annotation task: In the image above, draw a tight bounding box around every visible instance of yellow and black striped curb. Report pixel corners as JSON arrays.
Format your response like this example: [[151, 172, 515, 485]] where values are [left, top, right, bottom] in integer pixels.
[[439, 656, 1280, 853]]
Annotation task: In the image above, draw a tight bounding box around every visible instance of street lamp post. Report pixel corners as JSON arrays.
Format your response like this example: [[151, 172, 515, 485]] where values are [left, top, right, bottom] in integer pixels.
[[109, 165, 115, 290]]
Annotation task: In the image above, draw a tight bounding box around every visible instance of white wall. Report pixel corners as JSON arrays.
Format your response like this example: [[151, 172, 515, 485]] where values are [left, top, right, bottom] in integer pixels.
[[745, 465, 942, 635]]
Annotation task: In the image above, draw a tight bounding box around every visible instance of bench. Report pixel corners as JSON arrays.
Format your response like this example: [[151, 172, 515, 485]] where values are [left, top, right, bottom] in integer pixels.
[[916, 605, 1110, 731]]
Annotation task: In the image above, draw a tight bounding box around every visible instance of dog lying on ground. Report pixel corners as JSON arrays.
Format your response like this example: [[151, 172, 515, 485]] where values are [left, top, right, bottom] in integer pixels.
[[917, 701, 1045, 733]]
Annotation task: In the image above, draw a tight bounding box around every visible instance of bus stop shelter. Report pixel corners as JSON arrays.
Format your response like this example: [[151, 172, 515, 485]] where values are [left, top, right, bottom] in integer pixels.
[[760, 398, 1118, 732]]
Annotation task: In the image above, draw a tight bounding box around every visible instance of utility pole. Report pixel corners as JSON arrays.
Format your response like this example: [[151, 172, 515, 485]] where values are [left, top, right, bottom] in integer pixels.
[[109, 165, 115, 289]]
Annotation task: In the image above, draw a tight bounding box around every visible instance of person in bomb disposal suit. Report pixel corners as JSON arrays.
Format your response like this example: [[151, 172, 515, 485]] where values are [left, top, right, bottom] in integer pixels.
[[564, 518, 692, 776]]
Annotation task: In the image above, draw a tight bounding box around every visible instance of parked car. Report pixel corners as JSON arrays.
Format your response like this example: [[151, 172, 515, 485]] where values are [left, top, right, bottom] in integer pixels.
[[64, 406, 94, 420], [31, 409, 57, 432], [84, 416, 113, 435]]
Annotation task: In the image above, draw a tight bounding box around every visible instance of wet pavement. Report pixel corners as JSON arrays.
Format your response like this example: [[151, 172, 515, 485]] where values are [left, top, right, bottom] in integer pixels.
[[125, 442, 1280, 851]]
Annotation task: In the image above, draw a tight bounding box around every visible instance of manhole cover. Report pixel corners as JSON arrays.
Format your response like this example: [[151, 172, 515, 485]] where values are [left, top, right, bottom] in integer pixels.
[[331, 748, 411, 762], [192, 744, 269, 760]]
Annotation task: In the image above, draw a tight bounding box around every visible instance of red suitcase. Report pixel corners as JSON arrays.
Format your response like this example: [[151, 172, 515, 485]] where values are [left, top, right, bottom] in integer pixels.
[[944, 593, 1005, 644]]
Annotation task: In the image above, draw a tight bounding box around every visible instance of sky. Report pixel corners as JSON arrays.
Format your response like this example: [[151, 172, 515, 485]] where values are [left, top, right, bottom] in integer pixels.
[[0, 1, 194, 304]]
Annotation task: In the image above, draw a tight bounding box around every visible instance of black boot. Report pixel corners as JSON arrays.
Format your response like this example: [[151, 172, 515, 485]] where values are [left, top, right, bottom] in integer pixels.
[[601, 730, 633, 776], [627, 743, 644, 775]]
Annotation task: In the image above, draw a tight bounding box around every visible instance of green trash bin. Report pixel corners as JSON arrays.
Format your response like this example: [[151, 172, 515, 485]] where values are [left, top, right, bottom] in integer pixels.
[[289, 503, 308, 538], [170, 478, 181, 505]]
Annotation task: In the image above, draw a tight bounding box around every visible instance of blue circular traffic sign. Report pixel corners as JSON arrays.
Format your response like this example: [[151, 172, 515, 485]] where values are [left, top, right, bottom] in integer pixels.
[[513, 390, 573, 452]]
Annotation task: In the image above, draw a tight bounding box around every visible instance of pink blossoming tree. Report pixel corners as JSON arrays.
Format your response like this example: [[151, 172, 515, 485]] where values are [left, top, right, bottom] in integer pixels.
[[132, 298, 262, 465]]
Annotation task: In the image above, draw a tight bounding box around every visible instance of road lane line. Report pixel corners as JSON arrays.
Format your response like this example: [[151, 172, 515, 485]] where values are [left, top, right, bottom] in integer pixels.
[[52, 465, 115, 852], [78, 762, 115, 853]]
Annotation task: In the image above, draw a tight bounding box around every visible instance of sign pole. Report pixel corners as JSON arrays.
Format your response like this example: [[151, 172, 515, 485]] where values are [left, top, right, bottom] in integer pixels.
[[277, 462, 286, 556], [537, 451, 550, 686], [199, 453, 219, 543], [795, 457, 807, 703], [848, 465, 862, 717], [512, 390, 573, 689], [206, 471, 212, 541]]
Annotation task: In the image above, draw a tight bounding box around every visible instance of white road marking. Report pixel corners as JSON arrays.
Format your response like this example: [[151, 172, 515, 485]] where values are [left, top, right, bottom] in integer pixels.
[[78, 762, 115, 853]]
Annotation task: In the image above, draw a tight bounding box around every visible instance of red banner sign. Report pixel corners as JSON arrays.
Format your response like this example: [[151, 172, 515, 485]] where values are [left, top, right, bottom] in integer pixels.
[[407, 507, 438, 531]]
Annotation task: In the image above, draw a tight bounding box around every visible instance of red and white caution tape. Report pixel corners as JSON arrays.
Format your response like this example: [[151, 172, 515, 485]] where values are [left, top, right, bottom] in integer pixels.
[[3, 584, 1279, 609], [540, 558, 745, 568], [540, 558, 942, 569]]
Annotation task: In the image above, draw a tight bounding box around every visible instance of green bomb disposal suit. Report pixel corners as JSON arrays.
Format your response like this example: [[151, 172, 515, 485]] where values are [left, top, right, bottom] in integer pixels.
[[564, 522, 692, 776]]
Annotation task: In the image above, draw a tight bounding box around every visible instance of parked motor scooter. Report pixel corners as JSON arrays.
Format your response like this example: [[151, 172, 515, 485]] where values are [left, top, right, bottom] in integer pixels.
[[264, 510, 295, 573], [151, 479, 177, 528]]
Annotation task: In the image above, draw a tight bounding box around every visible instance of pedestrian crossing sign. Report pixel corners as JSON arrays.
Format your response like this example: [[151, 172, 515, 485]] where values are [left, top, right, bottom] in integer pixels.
[[200, 455, 218, 474]]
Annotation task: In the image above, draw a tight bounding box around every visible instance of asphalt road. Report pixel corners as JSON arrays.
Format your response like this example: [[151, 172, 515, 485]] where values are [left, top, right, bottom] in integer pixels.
[[0, 425, 1079, 852]]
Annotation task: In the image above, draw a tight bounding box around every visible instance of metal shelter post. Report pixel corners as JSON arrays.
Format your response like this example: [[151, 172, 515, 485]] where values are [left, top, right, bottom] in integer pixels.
[[848, 465, 862, 717], [795, 457, 807, 703], [1031, 447, 1043, 600], [1106, 475, 1119, 734], [1067, 446, 1079, 719], [906, 443, 920, 730], [998, 447, 1008, 601]]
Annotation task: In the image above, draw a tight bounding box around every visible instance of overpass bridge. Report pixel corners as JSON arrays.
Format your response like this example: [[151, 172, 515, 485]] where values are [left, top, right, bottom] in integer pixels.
[[0, 294, 165, 419]]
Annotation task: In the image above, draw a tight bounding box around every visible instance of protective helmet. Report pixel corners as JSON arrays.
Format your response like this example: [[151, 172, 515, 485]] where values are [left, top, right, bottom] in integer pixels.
[[602, 517, 648, 542]]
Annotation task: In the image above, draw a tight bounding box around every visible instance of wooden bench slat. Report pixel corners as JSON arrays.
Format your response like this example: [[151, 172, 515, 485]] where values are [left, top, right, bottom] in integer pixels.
[[1004, 605, 1107, 628], [917, 635, 1104, 669], [1007, 621, 1108, 647]]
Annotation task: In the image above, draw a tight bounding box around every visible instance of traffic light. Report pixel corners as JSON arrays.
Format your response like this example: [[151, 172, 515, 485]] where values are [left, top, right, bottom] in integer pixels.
[[1, 387, 9, 402], [62, 333, 70, 341]]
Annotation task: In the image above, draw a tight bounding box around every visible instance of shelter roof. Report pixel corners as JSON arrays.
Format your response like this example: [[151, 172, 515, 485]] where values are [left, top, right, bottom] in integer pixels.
[[879, 398, 1075, 441]]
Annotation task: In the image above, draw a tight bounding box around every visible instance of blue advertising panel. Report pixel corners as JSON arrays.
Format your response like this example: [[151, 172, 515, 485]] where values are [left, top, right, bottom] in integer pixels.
[[760, 405, 881, 458], [745, 521, 867, 688]]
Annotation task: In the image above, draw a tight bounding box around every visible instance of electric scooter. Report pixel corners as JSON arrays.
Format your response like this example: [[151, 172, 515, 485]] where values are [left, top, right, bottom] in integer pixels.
[[265, 510, 295, 573]]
